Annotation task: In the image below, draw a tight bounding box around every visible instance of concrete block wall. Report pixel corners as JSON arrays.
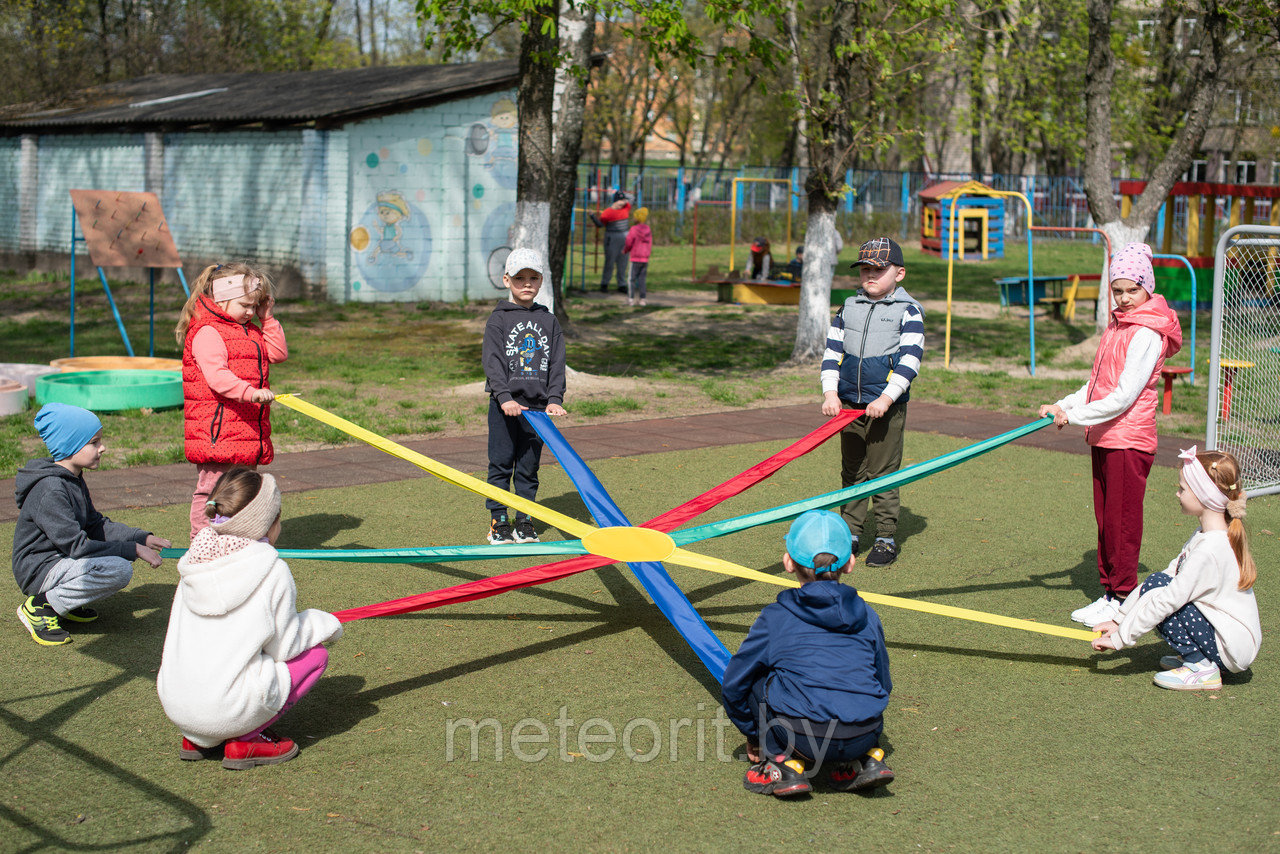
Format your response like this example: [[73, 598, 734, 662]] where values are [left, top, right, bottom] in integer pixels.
[[0, 138, 18, 249], [35, 134, 146, 250]]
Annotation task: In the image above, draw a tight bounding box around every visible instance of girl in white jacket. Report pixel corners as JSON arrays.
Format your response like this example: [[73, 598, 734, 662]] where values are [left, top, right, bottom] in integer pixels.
[[157, 467, 342, 769], [1091, 448, 1260, 691]]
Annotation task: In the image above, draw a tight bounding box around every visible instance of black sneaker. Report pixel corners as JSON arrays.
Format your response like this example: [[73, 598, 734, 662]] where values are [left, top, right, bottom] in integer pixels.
[[17, 597, 71, 646], [487, 515, 515, 545], [743, 755, 811, 797], [513, 516, 539, 543], [830, 748, 895, 791], [61, 606, 98, 623], [864, 541, 898, 567]]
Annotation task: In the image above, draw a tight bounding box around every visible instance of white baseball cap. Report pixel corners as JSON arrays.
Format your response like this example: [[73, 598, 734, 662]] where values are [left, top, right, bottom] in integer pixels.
[[504, 247, 545, 278]]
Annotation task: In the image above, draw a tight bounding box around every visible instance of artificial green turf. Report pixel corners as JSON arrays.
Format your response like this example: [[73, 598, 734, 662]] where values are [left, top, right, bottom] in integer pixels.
[[1, 434, 1277, 851]]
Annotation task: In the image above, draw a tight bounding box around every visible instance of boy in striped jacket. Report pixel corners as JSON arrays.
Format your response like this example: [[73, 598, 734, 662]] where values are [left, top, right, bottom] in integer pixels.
[[819, 238, 925, 567]]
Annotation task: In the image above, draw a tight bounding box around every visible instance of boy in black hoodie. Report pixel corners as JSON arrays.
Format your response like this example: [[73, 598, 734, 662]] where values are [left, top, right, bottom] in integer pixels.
[[13, 403, 168, 646], [481, 248, 567, 545], [722, 509, 893, 797]]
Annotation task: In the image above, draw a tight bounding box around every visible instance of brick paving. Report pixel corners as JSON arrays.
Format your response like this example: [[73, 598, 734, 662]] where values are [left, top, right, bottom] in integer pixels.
[[0, 401, 1194, 524]]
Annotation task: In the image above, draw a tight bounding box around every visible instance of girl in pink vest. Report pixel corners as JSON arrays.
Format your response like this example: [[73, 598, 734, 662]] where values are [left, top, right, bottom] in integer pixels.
[[174, 263, 289, 539], [1039, 243, 1182, 628]]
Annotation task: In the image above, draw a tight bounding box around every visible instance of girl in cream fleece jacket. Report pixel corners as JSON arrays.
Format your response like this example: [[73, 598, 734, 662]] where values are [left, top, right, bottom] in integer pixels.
[[157, 468, 342, 769]]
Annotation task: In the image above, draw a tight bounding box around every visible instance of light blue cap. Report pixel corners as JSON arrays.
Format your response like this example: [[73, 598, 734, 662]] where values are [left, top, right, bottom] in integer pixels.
[[785, 509, 853, 571], [34, 402, 102, 461]]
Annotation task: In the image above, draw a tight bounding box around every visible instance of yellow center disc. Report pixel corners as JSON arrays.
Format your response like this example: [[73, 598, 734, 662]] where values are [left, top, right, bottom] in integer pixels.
[[581, 526, 676, 563]]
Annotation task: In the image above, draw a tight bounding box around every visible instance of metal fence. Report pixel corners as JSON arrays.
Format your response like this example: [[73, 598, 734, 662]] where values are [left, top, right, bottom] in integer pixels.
[[1206, 224, 1280, 496]]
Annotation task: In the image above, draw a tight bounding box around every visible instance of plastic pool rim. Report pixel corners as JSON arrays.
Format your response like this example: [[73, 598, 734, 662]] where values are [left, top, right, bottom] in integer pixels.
[[36, 370, 183, 412]]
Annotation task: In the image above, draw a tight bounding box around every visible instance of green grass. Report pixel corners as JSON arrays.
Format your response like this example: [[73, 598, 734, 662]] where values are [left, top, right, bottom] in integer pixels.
[[1, 435, 1277, 849]]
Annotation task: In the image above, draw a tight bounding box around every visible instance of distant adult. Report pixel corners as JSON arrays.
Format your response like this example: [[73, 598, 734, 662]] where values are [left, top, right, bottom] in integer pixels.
[[591, 190, 631, 294]]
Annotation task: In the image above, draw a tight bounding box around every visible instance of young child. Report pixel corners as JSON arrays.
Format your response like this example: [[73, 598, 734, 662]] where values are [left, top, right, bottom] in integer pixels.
[[157, 467, 342, 770], [12, 403, 169, 646], [722, 510, 893, 798], [820, 237, 925, 566], [174, 262, 288, 541], [1090, 448, 1259, 691], [745, 237, 773, 281], [591, 190, 631, 293], [782, 245, 804, 282], [623, 206, 653, 306], [1039, 243, 1182, 625], [482, 247, 566, 545]]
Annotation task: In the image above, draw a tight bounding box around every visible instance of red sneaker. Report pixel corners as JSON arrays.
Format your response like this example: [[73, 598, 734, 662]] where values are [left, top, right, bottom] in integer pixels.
[[179, 737, 224, 761], [221, 731, 299, 770]]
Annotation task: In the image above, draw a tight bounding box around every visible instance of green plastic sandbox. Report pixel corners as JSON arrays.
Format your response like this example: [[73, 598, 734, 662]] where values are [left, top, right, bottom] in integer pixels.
[[35, 370, 182, 412]]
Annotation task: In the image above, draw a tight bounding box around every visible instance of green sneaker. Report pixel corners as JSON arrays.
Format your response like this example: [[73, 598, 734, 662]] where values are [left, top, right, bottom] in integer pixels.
[[17, 597, 71, 646]]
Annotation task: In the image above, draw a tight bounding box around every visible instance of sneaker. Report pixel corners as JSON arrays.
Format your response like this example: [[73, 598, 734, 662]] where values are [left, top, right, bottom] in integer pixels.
[[743, 755, 811, 797], [221, 731, 299, 770], [17, 597, 71, 646], [487, 515, 515, 545], [180, 737, 224, 761], [1159, 655, 1185, 671], [830, 747, 895, 791], [61, 606, 98, 623], [864, 541, 898, 567], [638, 299, 646, 306], [1153, 660, 1222, 691], [627, 298, 635, 306], [1070, 596, 1120, 626], [513, 516, 539, 543]]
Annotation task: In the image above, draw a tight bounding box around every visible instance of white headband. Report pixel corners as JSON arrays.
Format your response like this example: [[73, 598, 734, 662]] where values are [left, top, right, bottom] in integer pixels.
[[211, 273, 261, 302], [1179, 446, 1230, 513]]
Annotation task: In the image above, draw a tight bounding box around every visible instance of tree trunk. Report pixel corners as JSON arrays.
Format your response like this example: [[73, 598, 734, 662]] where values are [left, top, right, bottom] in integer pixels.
[[513, 0, 559, 310], [547, 1, 594, 327], [792, 195, 839, 361]]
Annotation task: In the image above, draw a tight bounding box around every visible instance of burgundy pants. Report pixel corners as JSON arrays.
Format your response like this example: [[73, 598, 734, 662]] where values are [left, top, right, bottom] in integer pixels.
[[1090, 445, 1154, 598]]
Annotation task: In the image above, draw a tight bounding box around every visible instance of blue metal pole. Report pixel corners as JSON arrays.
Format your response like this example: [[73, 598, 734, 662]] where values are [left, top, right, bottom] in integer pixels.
[[70, 208, 77, 357], [149, 267, 155, 357], [98, 266, 134, 357], [1027, 209, 1036, 376], [845, 168, 854, 213]]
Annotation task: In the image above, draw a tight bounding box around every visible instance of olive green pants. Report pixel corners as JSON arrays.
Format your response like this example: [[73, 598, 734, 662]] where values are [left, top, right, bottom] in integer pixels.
[[839, 402, 906, 545]]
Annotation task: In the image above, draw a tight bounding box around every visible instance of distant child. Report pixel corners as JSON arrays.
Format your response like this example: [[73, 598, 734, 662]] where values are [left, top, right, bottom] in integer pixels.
[[591, 190, 632, 293], [820, 237, 924, 567], [482, 248, 566, 545], [722, 510, 893, 798], [782, 244, 804, 282], [745, 237, 773, 281], [175, 262, 288, 541], [157, 467, 342, 770], [12, 403, 169, 646], [1091, 448, 1259, 691], [623, 206, 653, 306], [1039, 243, 1182, 626]]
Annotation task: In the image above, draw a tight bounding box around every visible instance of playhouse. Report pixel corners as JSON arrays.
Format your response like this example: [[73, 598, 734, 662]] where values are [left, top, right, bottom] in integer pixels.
[[1120, 179, 1280, 307], [919, 180, 1005, 260]]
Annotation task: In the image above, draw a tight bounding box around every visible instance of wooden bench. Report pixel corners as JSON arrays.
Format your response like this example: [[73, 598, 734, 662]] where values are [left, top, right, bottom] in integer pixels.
[[1159, 366, 1192, 414], [1062, 274, 1102, 322]]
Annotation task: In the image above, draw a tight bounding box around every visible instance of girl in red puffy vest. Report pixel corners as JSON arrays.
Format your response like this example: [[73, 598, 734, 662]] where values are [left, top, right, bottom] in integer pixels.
[[1039, 243, 1183, 629], [174, 263, 288, 539]]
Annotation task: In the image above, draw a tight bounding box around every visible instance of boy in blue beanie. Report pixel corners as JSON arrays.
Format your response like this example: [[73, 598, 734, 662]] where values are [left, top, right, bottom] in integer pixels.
[[12, 403, 170, 646], [722, 509, 893, 797]]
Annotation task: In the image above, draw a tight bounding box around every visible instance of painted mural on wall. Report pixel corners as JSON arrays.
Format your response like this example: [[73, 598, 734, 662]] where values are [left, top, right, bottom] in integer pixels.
[[347, 92, 518, 301]]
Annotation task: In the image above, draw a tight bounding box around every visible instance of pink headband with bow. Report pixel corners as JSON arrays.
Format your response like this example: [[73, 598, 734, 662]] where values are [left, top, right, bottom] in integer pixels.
[[1179, 446, 1229, 513], [211, 273, 261, 302]]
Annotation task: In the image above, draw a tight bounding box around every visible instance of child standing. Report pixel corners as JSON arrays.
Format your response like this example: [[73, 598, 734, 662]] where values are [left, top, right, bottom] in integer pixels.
[[722, 510, 893, 798], [482, 248, 566, 545], [1039, 243, 1182, 625], [1091, 448, 1259, 690], [820, 237, 925, 567], [157, 467, 342, 769], [175, 263, 288, 541], [12, 403, 169, 646], [623, 206, 653, 306]]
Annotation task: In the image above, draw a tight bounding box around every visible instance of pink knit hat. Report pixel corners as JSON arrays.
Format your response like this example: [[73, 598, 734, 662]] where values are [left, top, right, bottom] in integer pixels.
[[1110, 242, 1156, 294]]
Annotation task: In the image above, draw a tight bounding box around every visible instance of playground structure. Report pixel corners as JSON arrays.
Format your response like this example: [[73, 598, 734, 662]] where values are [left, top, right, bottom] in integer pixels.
[[920, 180, 1005, 260], [68, 190, 189, 358], [1120, 180, 1280, 308]]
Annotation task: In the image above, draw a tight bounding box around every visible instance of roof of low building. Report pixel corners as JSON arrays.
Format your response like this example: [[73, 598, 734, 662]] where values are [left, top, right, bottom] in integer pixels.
[[0, 61, 520, 133]]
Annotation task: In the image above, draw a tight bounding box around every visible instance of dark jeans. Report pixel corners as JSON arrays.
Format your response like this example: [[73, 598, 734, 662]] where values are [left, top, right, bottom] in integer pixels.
[[750, 677, 882, 770], [630, 261, 648, 298], [600, 230, 628, 290], [485, 399, 543, 517], [1141, 571, 1225, 668]]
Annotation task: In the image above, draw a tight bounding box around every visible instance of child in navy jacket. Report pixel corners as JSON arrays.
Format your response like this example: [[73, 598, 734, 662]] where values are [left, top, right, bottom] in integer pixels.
[[722, 509, 893, 797]]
